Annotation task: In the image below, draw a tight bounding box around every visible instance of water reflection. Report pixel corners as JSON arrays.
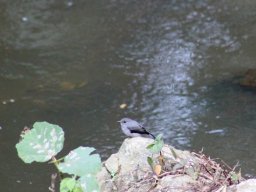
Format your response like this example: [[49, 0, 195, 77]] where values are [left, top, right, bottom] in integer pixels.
[[118, 0, 241, 148]]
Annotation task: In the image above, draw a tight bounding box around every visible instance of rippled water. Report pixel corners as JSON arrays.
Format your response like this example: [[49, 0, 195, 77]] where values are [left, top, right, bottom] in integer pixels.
[[1, 0, 256, 191]]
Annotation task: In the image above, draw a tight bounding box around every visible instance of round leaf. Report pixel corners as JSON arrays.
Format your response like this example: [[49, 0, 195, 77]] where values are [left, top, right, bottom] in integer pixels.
[[57, 147, 101, 177], [79, 174, 100, 192], [16, 121, 64, 163], [60, 178, 83, 192], [60, 178, 76, 192]]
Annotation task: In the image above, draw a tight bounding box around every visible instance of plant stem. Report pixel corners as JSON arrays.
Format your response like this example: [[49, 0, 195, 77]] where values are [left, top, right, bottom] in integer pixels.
[[51, 156, 63, 180]]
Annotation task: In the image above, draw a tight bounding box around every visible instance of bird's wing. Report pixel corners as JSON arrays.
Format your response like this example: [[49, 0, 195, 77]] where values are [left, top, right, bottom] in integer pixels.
[[129, 123, 155, 138], [128, 123, 145, 131], [129, 124, 149, 134]]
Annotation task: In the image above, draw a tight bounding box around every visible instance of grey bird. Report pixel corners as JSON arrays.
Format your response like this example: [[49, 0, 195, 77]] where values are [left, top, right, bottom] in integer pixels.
[[118, 118, 155, 139]]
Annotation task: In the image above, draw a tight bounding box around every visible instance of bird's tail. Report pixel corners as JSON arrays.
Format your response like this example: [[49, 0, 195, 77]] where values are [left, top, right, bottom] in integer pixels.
[[149, 133, 156, 139]]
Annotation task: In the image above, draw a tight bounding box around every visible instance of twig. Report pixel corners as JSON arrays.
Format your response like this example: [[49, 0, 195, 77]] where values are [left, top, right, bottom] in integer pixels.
[[201, 164, 214, 178], [158, 171, 172, 178], [220, 160, 232, 171], [232, 161, 240, 171], [49, 173, 57, 192], [198, 173, 214, 181]]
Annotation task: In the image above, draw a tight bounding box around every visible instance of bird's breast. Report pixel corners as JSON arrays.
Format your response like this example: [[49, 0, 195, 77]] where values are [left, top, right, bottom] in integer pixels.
[[121, 126, 131, 136]]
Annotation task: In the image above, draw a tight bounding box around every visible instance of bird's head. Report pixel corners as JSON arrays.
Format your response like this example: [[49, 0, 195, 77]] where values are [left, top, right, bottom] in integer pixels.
[[117, 118, 133, 126]]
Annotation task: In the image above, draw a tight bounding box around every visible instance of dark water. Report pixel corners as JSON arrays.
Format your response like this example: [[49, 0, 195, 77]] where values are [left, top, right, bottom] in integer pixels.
[[1, 0, 256, 191]]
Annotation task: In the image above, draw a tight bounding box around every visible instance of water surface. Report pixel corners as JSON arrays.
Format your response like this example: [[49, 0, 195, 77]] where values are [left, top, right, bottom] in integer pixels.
[[1, 0, 256, 191]]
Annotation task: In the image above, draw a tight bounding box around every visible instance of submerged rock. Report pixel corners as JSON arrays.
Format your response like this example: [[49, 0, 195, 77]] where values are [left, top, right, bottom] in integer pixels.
[[240, 69, 256, 87], [97, 137, 256, 192]]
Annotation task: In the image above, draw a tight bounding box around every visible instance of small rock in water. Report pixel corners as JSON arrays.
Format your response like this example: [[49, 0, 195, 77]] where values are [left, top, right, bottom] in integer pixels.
[[240, 69, 256, 87]]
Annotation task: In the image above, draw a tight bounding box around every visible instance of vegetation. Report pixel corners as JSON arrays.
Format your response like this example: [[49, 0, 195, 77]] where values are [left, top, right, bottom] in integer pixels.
[[146, 134, 164, 176], [146, 134, 243, 191], [16, 122, 101, 192], [16, 122, 243, 191]]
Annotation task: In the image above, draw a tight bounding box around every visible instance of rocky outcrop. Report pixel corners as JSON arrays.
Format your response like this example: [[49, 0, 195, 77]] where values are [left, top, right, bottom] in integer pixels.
[[97, 137, 256, 192]]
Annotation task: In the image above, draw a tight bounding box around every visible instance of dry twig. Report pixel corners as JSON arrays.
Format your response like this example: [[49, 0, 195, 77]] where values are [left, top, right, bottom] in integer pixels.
[[49, 173, 57, 192]]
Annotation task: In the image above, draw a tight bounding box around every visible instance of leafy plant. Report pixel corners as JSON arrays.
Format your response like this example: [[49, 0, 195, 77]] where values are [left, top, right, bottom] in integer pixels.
[[147, 156, 154, 170], [16, 121, 102, 192], [146, 134, 165, 176], [146, 134, 243, 192], [16, 122, 64, 163], [146, 134, 164, 154], [60, 178, 83, 192], [57, 147, 101, 176]]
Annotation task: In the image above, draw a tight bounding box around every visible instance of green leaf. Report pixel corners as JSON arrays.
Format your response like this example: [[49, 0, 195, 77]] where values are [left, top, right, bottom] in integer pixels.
[[16, 121, 64, 163], [57, 147, 101, 177], [155, 134, 163, 141], [79, 174, 100, 192], [147, 156, 154, 169], [230, 171, 241, 183], [60, 178, 83, 192], [147, 134, 164, 154], [146, 144, 154, 149]]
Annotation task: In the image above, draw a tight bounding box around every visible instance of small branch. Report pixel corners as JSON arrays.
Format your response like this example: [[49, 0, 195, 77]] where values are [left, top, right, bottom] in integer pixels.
[[220, 160, 232, 171], [49, 173, 57, 192], [50, 156, 64, 180], [232, 161, 240, 171], [198, 173, 213, 181]]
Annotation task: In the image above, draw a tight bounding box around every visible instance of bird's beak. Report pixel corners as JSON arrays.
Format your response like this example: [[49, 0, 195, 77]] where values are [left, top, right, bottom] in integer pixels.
[[117, 120, 121, 123]]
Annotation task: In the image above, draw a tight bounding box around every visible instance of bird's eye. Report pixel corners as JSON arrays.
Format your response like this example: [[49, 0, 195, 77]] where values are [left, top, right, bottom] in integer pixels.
[[123, 121, 126, 123]]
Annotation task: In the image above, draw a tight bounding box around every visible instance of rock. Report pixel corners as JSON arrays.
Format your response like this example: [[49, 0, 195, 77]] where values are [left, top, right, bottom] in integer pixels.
[[97, 138, 154, 192], [228, 179, 256, 192], [240, 69, 256, 87], [105, 137, 153, 175], [157, 175, 196, 192], [97, 137, 256, 192], [97, 137, 199, 192]]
